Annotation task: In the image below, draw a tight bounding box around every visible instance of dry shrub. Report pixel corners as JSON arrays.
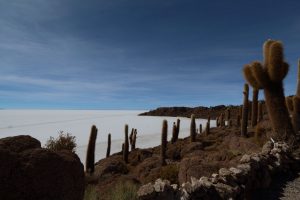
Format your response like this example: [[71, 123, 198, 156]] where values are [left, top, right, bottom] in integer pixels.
[[45, 131, 76, 153]]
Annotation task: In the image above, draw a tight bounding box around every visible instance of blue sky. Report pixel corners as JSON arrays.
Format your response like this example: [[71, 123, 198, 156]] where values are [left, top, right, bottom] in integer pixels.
[[0, 0, 300, 109]]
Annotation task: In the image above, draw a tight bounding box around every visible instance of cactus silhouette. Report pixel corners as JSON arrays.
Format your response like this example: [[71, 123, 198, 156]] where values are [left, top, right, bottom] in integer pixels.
[[251, 88, 259, 127], [241, 84, 249, 137], [171, 122, 177, 143], [86, 125, 98, 174], [243, 40, 295, 143], [190, 114, 196, 142], [106, 133, 111, 158], [161, 120, 168, 166], [123, 124, 129, 163]]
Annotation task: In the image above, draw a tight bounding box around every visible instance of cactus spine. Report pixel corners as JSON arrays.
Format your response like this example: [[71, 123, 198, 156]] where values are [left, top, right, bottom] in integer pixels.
[[241, 84, 249, 137], [161, 120, 168, 166], [251, 88, 259, 127], [86, 125, 98, 174], [243, 40, 295, 144], [106, 133, 111, 158], [123, 124, 129, 163], [190, 114, 196, 142]]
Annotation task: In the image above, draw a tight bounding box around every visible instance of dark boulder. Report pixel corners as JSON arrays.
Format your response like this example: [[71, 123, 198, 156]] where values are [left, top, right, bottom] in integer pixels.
[[0, 135, 84, 200]]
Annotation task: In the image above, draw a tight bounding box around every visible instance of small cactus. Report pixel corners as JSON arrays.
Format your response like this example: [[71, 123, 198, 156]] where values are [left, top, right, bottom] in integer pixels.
[[161, 120, 168, 166], [248, 101, 252, 123], [86, 125, 98, 174], [243, 40, 295, 144], [106, 133, 111, 158], [190, 114, 196, 142], [123, 124, 129, 163], [251, 88, 259, 127], [241, 84, 249, 137]]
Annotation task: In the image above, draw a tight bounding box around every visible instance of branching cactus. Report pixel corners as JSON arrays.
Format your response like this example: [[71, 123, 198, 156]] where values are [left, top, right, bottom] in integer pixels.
[[243, 40, 295, 144], [251, 88, 259, 127], [171, 122, 177, 143], [161, 120, 168, 166], [190, 114, 196, 142], [123, 124, 129, 163], [86, 125, 98, 174], [241, 84, 249, 137], [106, 133, 111, 158]]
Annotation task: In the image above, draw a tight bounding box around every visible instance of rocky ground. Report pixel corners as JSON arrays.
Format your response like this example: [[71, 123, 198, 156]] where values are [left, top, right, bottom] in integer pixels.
[[88, 116, 272, 199]]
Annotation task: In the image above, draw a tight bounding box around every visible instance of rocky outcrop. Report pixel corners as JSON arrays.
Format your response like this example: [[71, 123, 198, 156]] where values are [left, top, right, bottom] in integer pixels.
[[0, 135, 84, 200], [137, 141, 299, 200], [139, 105, 238, 119]]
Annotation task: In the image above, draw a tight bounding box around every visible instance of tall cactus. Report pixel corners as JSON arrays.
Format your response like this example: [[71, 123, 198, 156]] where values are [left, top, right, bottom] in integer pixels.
[[86, 125, 98, 174], [226, 108, 231, 122], [243, 40, 295, 144], [258, 102, 263, 122], [171, 122, 177, 143], [199, 124, 202, 134], [123, 124, 129, 163], [132, 129, 137, 150], [205, 121, 210, 135], [161, 120, 168, 166], [286, 96, 294, 114], [293, 59, 300, 133], [251, 88, 259, 127], [190, 114, 196, 142], [106, 133, 111, 158], [176, 119, 180, 140], [241, 84, 249, 137]]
